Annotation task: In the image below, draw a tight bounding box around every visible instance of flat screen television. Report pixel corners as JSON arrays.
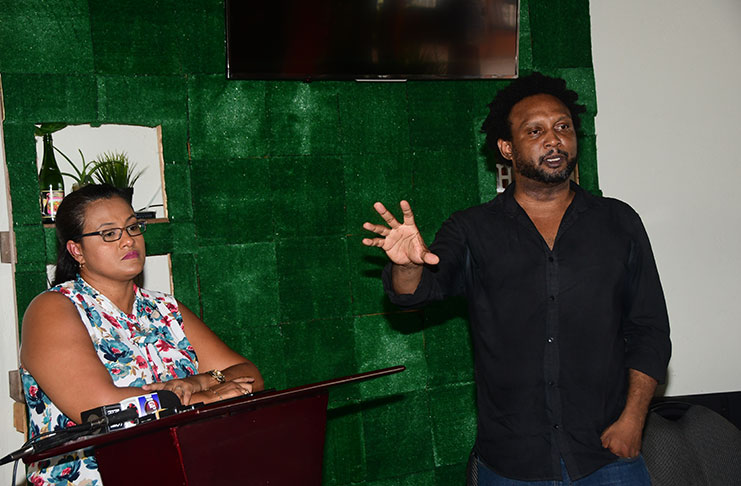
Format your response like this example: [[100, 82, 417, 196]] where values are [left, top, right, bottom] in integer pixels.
[[226, 0, 519, 81]]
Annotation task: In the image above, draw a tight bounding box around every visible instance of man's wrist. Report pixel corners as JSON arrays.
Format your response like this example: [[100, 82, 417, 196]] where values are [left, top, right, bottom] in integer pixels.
[[395, 261, 423, 271], [391, 263, 424, 295]]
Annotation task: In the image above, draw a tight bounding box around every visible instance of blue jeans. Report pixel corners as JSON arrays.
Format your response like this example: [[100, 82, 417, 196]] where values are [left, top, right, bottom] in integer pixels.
[[467, 453, 651, 486]]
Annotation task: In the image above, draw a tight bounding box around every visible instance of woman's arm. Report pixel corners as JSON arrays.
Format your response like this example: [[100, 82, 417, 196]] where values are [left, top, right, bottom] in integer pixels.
[[142, 300, 263, 403], [20, 292, 150, 424]]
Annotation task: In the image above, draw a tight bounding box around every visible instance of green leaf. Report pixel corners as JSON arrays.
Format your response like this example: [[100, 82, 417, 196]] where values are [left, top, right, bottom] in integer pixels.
[[57, 148, 100, 185], [34, 123, 69, 136], [92, 151, 144, 188]]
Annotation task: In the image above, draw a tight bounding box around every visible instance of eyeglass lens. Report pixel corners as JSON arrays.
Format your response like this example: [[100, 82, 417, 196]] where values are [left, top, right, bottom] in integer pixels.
[[101, 223, 145, 241]]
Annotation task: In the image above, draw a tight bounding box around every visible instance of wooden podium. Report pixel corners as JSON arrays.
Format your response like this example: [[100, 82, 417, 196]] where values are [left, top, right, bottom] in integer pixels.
[[24, 366, 405, 486]]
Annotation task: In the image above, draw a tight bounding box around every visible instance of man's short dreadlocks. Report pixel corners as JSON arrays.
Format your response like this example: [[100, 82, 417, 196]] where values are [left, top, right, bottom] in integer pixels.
[[481, 72, 586, 166]]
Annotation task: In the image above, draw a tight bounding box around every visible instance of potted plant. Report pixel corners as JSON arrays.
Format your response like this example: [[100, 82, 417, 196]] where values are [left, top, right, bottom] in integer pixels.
[[57, 150, 100, 191], [93, 151, 145, 203]]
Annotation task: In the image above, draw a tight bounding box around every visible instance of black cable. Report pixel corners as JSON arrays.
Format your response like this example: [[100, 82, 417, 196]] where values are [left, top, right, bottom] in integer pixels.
[[0, 420, 101, 466], [135, 203, 163, 211], [12, 457, 19, 486]]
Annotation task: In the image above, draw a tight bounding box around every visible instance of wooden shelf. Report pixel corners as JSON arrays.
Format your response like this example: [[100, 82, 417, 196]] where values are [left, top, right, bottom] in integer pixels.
[[43, 217, 169, 229]]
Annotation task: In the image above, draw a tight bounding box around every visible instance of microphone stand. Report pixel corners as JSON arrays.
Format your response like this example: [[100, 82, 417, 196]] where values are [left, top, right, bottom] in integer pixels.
[[0, 409, 138, 466]]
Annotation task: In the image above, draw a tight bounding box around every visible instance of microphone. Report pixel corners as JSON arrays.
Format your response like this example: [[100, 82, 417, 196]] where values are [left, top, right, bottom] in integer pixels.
[[0, 391, 182, 465], [81, 390, 182, 433]]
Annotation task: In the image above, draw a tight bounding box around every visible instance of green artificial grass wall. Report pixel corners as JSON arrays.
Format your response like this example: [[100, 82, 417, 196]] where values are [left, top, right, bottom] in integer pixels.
[[0, 0, 598, 483]]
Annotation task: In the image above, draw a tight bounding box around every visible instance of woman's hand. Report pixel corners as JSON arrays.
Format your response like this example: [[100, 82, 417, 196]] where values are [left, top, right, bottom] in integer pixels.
[[195, 377, 256, 404], [177, 302, 265, 393], [142, 376, 204, 405], [143, 374, 257, 405]]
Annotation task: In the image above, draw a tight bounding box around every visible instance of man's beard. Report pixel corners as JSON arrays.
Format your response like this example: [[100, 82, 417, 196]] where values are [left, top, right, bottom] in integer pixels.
[[512, 148, 577, 184]]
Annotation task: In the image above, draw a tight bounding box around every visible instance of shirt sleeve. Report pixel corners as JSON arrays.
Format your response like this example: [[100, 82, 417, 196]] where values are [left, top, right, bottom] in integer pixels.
[[623, 211, 672, 384], [382, 214, 470, 308]]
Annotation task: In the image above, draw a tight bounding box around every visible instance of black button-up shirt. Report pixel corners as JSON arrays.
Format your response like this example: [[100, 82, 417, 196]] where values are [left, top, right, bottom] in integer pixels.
[[383, 182, 671, 480]]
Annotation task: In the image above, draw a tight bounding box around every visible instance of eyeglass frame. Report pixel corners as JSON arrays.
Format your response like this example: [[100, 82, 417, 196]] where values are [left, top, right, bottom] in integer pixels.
[[74, 221, 147, 242]]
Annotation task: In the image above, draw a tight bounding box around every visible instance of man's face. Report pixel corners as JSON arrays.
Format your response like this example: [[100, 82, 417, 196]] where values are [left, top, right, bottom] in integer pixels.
[[497, 94, 578, 185]]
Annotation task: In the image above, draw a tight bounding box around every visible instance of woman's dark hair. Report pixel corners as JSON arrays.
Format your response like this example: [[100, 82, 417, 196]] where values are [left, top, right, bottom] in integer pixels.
[[53, 184, 132, 285], [481, 72, 587, 166]]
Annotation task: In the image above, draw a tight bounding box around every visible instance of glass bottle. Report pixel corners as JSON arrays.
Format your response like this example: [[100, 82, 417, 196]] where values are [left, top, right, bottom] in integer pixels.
[[39, 133, 64, 223]]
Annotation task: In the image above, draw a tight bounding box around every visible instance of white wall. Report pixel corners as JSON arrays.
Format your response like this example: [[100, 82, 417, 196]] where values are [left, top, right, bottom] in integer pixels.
[[0, 84, 26, 484], [590, 0, 741, 395]]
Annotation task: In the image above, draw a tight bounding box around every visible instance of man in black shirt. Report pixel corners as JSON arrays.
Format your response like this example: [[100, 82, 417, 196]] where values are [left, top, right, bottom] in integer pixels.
[[362, 73, 671, 484]]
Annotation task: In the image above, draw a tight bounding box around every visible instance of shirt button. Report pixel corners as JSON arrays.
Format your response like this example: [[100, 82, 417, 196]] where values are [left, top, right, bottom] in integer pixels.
[[547, 337, 555, 343], [549, 295, 556, 301], [548, 256, 554, 262], [548, 381, 556, 387], [553, 424, 560, 430]]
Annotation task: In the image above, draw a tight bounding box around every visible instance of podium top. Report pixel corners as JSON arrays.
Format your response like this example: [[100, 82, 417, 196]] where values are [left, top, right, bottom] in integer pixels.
[[24, 365, 405, 463]]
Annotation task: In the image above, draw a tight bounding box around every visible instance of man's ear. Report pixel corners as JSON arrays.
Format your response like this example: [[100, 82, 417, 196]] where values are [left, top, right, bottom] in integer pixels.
[[497, 139, 513, 161], [66, 240, 84, 265]]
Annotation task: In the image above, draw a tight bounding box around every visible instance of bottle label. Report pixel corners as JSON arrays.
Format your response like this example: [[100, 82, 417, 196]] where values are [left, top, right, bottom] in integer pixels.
[[41, 189, 64, 221]]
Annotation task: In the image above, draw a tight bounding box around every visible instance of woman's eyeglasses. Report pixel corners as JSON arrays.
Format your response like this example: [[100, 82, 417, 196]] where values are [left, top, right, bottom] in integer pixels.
[[75, 221, 147, 242]]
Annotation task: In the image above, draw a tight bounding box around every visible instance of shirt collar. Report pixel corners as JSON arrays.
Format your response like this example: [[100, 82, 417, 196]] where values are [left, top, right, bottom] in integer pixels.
[[500, 179, 593, 217], [74, 274, 141, 317]]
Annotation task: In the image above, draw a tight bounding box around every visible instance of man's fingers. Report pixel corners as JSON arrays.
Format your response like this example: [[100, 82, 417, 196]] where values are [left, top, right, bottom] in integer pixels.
[[363, 222, 390, 237], [399, 200, 416, 226], [374, 202, 401, 228], [362, 237, 386, 248]]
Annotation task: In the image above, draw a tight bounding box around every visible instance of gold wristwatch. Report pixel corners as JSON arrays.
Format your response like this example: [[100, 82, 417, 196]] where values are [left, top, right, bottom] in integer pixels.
[[208, 369, 226, 384]]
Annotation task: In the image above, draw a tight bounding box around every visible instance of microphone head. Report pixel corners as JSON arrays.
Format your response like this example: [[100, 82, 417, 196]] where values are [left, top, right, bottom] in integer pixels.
[[155, 390, 182, 409], [107, 407, 140, 426]]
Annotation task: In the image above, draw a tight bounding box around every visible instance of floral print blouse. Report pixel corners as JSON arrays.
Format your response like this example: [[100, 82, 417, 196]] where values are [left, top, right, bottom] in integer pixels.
[[21, 276, 199, 485]]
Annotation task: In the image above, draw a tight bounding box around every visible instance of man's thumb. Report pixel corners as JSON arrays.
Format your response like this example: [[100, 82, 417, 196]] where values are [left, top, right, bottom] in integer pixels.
[[423, 252, 440, 265]]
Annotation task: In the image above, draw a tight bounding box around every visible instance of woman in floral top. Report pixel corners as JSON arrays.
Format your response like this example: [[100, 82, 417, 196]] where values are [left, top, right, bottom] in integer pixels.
[[20, 184, 263, 485]]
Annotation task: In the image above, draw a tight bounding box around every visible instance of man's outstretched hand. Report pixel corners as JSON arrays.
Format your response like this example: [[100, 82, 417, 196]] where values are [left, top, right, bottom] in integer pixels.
[[362, 200, 439, 267]]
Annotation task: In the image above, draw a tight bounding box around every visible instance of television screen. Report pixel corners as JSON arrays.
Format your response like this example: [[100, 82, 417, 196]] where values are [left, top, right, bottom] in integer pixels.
[[226, 0, 519, 81]]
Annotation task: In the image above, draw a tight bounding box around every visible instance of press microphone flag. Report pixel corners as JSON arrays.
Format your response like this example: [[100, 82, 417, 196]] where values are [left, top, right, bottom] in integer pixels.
[[81, 390, 181, 433]]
